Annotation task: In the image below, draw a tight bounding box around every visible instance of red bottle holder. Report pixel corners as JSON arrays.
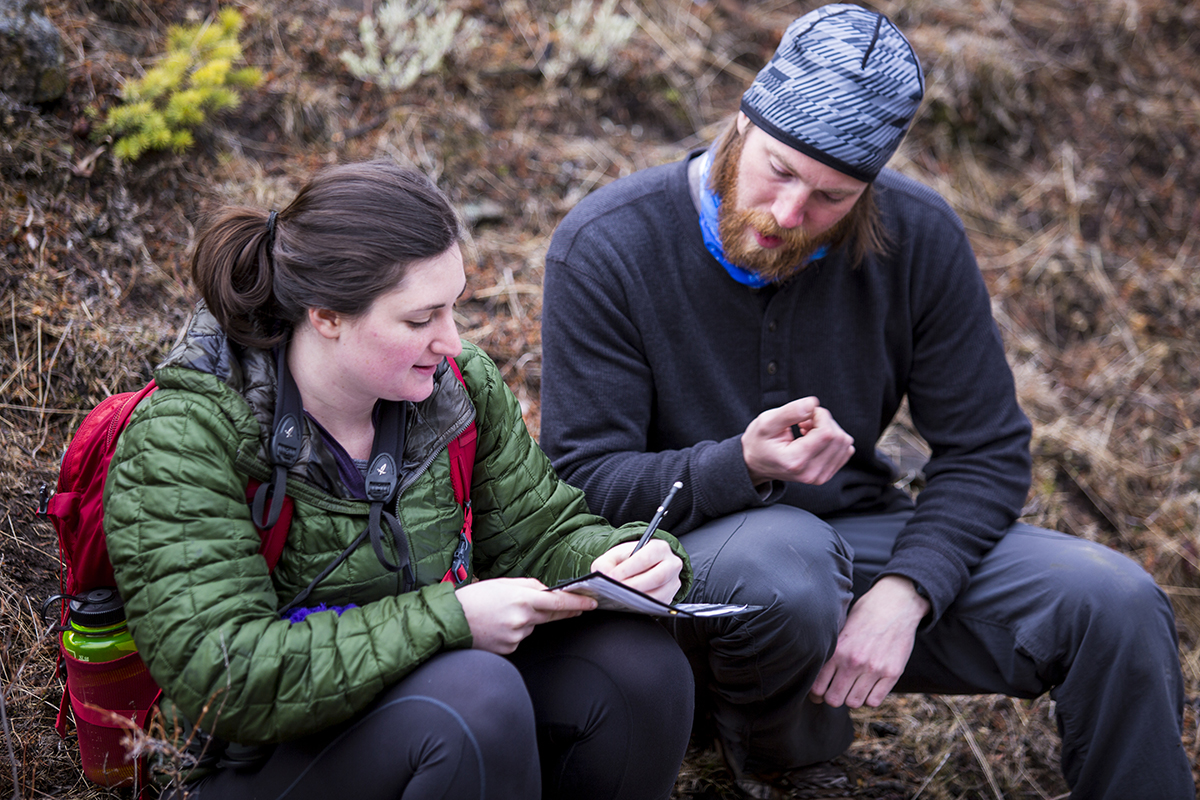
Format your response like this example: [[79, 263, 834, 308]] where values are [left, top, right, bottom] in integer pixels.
[[57, 648, 160, 787]]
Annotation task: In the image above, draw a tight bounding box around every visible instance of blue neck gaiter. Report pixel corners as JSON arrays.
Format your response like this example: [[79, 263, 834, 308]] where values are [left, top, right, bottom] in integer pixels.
[[697, 149, 826, 288]]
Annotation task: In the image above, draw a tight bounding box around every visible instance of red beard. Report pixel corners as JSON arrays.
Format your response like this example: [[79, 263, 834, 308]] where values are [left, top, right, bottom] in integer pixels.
[[710, 131, 852, 284]]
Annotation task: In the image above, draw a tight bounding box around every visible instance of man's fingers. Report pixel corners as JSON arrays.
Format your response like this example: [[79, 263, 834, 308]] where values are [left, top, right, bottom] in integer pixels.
[[809, 662, 835, 704], [817, 673, 849, 707], [842, 671, 898, 709], [812, 664, 876, 709], [842, 675, 872, 708], [865, 678, 895, 708], [760, 397, 819, 435], [809, 436, 855, 483], [781, 408, 854, 484]]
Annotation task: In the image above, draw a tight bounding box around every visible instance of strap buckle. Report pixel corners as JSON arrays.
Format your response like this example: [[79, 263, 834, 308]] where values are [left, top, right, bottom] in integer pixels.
[[365, 453, 399, 504]]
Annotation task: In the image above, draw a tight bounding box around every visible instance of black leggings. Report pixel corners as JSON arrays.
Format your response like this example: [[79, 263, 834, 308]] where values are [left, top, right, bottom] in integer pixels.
[[178, 613, 693, 800]]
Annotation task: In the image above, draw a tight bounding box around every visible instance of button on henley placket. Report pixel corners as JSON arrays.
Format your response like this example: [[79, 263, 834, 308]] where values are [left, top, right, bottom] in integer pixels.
[[760, 289, 796, 411]]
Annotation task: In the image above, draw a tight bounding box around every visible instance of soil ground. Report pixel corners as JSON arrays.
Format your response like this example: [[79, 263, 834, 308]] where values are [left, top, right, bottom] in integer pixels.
[[2, 1, 1199, 798]]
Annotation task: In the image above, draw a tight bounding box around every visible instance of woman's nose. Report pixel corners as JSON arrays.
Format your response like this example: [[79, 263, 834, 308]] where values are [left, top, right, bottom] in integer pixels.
[[432, 312, 463, 358]]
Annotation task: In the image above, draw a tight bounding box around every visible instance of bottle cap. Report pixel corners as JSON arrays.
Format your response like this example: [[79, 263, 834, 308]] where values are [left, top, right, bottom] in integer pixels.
[[69, 588, 126, 628]]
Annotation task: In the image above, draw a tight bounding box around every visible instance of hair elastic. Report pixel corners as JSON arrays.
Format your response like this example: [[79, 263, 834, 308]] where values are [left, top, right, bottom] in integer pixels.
[[265, 210, 279, 254]]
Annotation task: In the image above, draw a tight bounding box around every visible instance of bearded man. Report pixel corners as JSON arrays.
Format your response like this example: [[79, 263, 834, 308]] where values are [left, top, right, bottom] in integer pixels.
[[538, 5, 1192, 799]]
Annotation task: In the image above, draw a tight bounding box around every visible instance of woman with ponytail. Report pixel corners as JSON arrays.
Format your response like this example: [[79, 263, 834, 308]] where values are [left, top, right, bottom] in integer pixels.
[[104, 160, 694, 800]]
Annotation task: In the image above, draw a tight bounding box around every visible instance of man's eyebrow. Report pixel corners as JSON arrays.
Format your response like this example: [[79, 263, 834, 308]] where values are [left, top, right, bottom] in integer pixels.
[[767, 151, 795, 172]]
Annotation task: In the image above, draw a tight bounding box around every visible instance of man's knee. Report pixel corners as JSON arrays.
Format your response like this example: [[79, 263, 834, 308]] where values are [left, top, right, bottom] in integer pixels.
[[673, 507, 853, 697], [686, 506, 852, 627], [1077, 551, 1177, 649], [1022, 538, 1181, 674]]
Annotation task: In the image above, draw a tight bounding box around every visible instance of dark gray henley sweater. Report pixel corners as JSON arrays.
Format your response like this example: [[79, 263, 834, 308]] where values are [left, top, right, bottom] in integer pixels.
[[539, 153, 1032, 622]]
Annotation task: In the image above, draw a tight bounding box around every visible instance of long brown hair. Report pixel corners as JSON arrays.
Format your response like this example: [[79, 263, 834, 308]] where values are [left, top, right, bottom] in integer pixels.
[[191, 161, 462, 349], [708, 118, 891, 269]]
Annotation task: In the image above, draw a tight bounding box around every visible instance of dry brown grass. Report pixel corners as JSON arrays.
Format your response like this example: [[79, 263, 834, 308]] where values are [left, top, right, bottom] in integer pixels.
[[2, 0, 1198, 797]]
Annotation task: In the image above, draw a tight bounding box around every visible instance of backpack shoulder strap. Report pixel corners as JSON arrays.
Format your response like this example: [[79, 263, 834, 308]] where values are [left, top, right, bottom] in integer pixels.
[[257, 356, 477, 588], [248, 345, 302, 571], [245, 482, 293, 571], [42, 381, 159, 596], [442, 357, 476, 585], [444, 357, 477, 507]]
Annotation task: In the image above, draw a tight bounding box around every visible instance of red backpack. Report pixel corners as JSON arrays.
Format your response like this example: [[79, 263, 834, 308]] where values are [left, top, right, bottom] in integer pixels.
[[38, 357, 477, 788]]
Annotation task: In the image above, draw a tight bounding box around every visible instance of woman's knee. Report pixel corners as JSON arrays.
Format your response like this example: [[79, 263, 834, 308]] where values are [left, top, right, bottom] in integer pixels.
[[397, 649, 536, 740], [388, 651, 540, 798], [187, 653, 540, 800], [517, 615, 693, 726], [365, 650, 539, 777], [514, 616, 691, 800], [597, 616, 694, 717]]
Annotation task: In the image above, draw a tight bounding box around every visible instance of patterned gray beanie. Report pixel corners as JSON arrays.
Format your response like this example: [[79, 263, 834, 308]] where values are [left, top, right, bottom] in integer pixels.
[[740, 4, 924, 182]]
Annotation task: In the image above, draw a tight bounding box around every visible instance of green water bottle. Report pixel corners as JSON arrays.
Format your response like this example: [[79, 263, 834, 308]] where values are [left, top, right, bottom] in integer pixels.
[[60, 588, 138, 662], [42, 586, 157, 787]]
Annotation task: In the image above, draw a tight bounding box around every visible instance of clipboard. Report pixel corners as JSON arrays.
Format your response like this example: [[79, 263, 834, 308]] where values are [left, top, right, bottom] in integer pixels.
[[550, 572, 762, 618]]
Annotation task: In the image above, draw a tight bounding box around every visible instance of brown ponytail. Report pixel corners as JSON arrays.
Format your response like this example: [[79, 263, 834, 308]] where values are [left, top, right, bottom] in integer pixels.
[[191, 161, 462, 349], [191, 207, 280, 348]]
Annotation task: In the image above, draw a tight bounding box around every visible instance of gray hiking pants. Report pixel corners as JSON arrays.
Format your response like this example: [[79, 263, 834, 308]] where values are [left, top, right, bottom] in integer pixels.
[[665, 505, 1193, 800]]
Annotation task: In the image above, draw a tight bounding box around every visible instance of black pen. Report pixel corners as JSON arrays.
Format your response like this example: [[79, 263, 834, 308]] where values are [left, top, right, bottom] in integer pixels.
[[630, 481, 683, 554]]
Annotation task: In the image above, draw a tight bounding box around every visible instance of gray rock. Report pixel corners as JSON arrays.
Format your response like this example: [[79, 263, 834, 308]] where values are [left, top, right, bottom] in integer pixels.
[[0, 0, 67, 104]]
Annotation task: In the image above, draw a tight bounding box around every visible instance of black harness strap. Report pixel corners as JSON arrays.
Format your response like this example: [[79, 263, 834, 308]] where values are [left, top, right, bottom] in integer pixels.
[[252, 344, 303, 530], [278, 528, 369, 618], [279, 402, 411, 617], [258, 346, 415, 616], [364, 401, 414, 591]]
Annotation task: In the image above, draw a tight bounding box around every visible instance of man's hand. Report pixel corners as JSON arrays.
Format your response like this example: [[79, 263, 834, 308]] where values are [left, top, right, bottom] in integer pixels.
[[742, 397, 854, 487], [808, 575, 930, 708], [591, 539, 683, 605], [456, 578, 598, 654]]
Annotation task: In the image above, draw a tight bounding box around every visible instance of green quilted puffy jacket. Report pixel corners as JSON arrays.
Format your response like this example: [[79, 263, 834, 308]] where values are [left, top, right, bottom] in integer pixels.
[[104, 305, 692, 750]]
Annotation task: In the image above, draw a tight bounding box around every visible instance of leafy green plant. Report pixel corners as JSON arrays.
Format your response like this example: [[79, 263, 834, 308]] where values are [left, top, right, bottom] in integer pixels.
[[340, 0, 480, 91], [95, 8, 262, 161]]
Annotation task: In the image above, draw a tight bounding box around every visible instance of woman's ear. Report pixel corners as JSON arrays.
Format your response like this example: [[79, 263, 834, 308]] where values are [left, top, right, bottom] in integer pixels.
[[307, 307, 343, 340]]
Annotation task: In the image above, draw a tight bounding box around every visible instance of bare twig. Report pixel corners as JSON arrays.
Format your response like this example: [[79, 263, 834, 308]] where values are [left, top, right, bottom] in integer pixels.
[[910, 747, 953, 799], [1, 686, 21, 800], [944, 698, 1004, 800]]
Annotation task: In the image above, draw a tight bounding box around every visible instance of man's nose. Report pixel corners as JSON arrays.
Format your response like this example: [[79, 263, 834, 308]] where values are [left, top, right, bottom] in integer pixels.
[[772, 186, 810, 229]]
